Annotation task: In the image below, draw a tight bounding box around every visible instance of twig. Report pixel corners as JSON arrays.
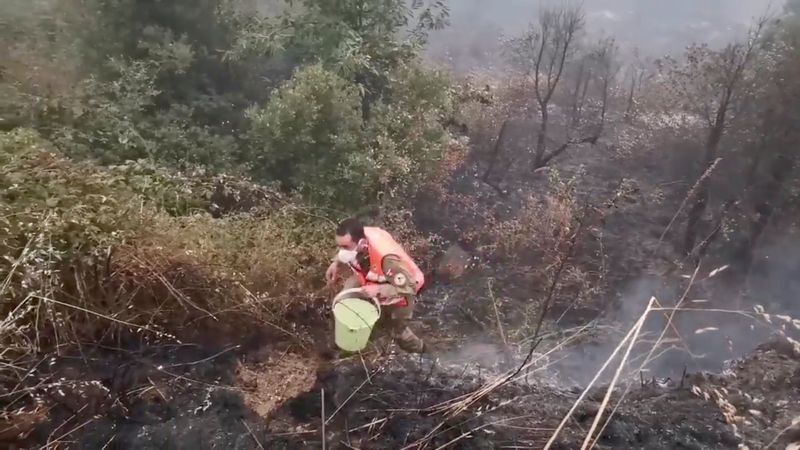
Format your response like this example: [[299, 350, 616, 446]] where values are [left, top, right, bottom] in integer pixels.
[[359, 351, 371, 383], [764, 419, 800, 449], [132, 255, 219, 320], [100, 434, 116, 450], [161, 345, 240, 369], [679, 365, 687, 389], [655, 158, 722, 252], [542, 300, 655, 450], [427, 323, 592, 417], [243, 420, 265, 450], [321, 388, 326, 450], [349, 417, 389, 433], [641, 266, 701, 369], [488, 278, 508, 347], [580, 297, 654, 449], [432, 414, 546, 450], [30, 295, 169, 337], [43, 415, 97, 449], [326, 366, 384, 425]]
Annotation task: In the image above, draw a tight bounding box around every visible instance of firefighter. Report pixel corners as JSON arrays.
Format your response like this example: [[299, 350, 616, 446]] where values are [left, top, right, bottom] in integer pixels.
[[325, 218, 427, 354]]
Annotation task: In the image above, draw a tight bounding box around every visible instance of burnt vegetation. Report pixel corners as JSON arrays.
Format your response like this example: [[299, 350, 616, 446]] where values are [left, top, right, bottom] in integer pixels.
[[1, 0, 799, 449]]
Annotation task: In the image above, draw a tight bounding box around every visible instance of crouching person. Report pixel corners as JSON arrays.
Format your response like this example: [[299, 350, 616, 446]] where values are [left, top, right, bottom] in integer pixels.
[[325, 218, 426, 354]]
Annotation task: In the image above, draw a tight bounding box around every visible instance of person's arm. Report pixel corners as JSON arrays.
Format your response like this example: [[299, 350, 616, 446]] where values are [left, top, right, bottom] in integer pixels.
[[326, 254, 346, 284], [371, 255, 417, 305]]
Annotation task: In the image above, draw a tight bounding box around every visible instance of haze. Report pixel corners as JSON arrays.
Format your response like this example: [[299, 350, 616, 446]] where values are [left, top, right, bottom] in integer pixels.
[[427, 0, 781, 72]]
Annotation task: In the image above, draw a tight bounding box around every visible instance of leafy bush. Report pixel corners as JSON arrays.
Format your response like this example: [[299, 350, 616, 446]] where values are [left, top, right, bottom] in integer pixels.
[[0, 129, 332, 358], [362, 63, 456, 202], [53, 58, 238, 170], [246, 64, 365, 206], [246, 63, 457, 211]]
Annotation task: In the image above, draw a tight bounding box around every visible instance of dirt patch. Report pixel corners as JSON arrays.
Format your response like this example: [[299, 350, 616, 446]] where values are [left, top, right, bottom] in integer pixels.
[[237, 352, 317, 418]]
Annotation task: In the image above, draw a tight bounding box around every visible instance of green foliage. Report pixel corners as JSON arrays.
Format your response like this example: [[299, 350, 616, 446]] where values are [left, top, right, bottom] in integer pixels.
[[0, 129, 333, 351], [53, 58, 237, 170], [229, 0, 448, 70], [0, 130, 199, 305], [361, 64, 455, 202], [47, 0, 264, 166], [246, 64, 365, 206], [3, 0, 461, 212], [246, 62, 456, 210], [227, 0, 449, 121]]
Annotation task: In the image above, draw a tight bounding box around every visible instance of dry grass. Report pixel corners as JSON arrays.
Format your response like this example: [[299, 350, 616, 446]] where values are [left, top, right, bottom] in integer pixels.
[[0, 131, 338, 442]]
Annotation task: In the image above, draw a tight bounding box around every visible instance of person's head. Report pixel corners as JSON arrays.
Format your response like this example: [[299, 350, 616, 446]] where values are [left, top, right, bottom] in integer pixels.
[[335, 218, 366, 264]]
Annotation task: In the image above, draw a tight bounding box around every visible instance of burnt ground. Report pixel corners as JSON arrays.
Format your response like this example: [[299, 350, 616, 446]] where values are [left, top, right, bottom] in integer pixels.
[[7, 267, 798, 450], [6, 118, 800, 449]]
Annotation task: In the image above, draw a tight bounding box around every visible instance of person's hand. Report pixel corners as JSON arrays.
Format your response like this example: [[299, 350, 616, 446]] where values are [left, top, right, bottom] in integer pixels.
[[361, 284, 381, 298], [325, 261, 338, 285]]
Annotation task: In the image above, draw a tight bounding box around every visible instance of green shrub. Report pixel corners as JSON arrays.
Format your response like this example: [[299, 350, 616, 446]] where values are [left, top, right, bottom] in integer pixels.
[[54, 58, 237, 170], [0, 129, 333, 358], [246, 64, 366, 207], [246, 63, 457, 211]]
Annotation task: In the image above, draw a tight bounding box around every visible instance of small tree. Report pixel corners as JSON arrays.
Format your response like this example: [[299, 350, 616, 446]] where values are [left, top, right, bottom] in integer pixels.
[[589, 36, 620, 130], [227, 0, 449, 119], [660, 17, 767, 256], [732, 21, 800, 275], [623, 48, 650, 122], [508, 4, 599, 169]]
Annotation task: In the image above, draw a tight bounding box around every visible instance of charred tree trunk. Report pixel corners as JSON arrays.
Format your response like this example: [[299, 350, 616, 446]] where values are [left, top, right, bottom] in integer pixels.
[[571, 61, 586, 126], [624, 69, 645, 123], [600, 77, 610, 129], [483, 119, 510, 182], [624, 72, 636, 122], [534, 106, 549, 168], [684, 125, 725, 255], [684, 97, 730, 255], [577, 69, 591, 123], [738, 151, 795, 275]]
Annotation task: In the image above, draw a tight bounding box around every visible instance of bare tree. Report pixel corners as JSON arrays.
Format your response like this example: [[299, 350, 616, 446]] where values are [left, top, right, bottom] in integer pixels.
[[591, 36, 620, 130], [623, 48, 649, 122], [509, 4, 592, 169], [661, 17, 768, 255], [569, 54, 590, 126]]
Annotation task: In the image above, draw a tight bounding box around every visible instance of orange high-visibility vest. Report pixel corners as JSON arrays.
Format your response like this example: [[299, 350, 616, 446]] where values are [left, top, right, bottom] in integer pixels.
[[351, 227, 425, 295]]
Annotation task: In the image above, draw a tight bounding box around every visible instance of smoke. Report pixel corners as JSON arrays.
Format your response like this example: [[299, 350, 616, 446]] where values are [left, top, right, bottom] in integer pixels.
[[425, 0, 781, 73], [527, 243, 800, 389]]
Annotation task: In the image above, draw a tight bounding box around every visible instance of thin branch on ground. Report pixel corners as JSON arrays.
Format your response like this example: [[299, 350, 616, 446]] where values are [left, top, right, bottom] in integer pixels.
[[542, 298, 656, 450], [242, 420, 265, 450], [579, 298, 654, 449]]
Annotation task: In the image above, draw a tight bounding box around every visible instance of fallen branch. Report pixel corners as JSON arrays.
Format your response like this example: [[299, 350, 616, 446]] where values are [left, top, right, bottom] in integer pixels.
[[242, 420, 265, 450], [427, 322, 592, 417], [538, 134, 600, 168]]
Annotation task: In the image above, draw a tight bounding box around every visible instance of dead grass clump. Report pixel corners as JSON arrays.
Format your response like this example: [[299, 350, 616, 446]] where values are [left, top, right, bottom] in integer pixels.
[[487, 171, 605, 306]]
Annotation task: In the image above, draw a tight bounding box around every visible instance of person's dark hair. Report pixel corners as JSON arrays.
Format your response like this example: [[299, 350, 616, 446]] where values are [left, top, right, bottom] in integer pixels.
[[336, 218, 365, 241]]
